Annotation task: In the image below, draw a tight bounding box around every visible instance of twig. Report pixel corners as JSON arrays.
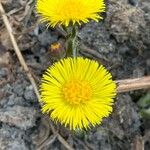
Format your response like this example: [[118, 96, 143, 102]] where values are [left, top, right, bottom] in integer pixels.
[[37, 134, 57, 150], [79, 44, 109, 62], [117, 76, 150, 93], [0, 2, 40, 100], [57, 134, 75, 150], [49, 120, 75, 150]]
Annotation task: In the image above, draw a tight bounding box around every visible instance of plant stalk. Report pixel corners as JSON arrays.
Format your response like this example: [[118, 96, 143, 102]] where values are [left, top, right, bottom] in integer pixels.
[[65, 25, 77, 57]]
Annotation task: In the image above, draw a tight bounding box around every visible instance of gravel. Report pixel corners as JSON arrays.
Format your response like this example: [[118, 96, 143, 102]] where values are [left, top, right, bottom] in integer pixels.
[[0, 106, 38, 130]]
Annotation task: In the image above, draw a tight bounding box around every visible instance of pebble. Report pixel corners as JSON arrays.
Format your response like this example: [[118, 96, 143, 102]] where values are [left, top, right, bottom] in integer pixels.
[[132, 67, 145, 78], [0, 137, 28, 150], [0, 68, 8, 78], [24, 85, 37, 103], [13, 84, 24, 97], [7, 96, 25, 107], [128, 0, 139, 6], [37, 30, 58, 47], [0, 106, 38, 130], [146, 59, 150, 67]]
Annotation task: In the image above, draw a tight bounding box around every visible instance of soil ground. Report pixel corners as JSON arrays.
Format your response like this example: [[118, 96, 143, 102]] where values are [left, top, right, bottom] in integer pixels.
[[0, 0, 150, 150]]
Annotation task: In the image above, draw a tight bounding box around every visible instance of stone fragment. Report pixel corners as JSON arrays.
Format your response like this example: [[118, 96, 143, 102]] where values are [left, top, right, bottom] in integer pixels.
[[0, 137, 28, 150], [0, 106, 38, 130]]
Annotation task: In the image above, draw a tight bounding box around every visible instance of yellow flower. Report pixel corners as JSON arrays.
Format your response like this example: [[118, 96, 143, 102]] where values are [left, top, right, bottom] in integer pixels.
[[40, 57, 116, 130], [36, 0, 105, 27]]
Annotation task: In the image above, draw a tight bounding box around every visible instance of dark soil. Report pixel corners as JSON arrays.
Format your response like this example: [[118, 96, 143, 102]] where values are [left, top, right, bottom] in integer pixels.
[[0, 0, 150, 149]]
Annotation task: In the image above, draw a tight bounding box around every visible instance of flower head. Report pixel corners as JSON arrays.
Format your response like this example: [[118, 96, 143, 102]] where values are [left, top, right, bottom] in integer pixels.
[[36, 0, 105, 27], [40, 57, 116, 130]]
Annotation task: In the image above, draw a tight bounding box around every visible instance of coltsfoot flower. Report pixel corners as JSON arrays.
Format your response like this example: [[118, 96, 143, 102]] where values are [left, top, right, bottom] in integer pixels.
[[36, 0, 105, 27], [40, 57, 116, 130]]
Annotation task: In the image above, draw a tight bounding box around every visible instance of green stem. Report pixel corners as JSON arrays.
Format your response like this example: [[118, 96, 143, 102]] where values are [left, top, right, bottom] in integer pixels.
[[66, 25, 78, 58], [72, 27, 77, 58]]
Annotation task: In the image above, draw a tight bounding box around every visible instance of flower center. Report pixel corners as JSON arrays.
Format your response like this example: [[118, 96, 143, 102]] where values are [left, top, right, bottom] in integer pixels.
[[63, 80, 92, 105], [58, 0, 84, 19]]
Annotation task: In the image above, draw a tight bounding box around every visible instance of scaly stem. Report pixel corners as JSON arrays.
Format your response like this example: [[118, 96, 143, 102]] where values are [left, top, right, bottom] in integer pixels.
[[72, 26, 77, 58], [65, 25, 78, 58]]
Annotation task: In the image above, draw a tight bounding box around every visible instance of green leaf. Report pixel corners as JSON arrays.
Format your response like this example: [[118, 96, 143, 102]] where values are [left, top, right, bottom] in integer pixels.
[[137, 93, 150, 108], [140, 108, 150, 119]]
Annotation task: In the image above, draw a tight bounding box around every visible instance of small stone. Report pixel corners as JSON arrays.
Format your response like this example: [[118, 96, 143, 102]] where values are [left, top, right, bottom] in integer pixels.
[[24, 85, 37, 103], [3, 84, 13, 95], [13, 84, 24, 96], [0, 137, 28, 150], [0, 125, 27, 150], [0, 68, 8, 78], [14, 97, 25, 105], [7, 94, 16, 106], [0, 106, 38, 130], [106, 4, 146, 45], [128, 0, 139, 6], [132, 67, 145, 78], [37, 30, 57, 47], [7, 96, 25, 107], [116, 94, 141, 133], [146, 59, 150, 67]]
